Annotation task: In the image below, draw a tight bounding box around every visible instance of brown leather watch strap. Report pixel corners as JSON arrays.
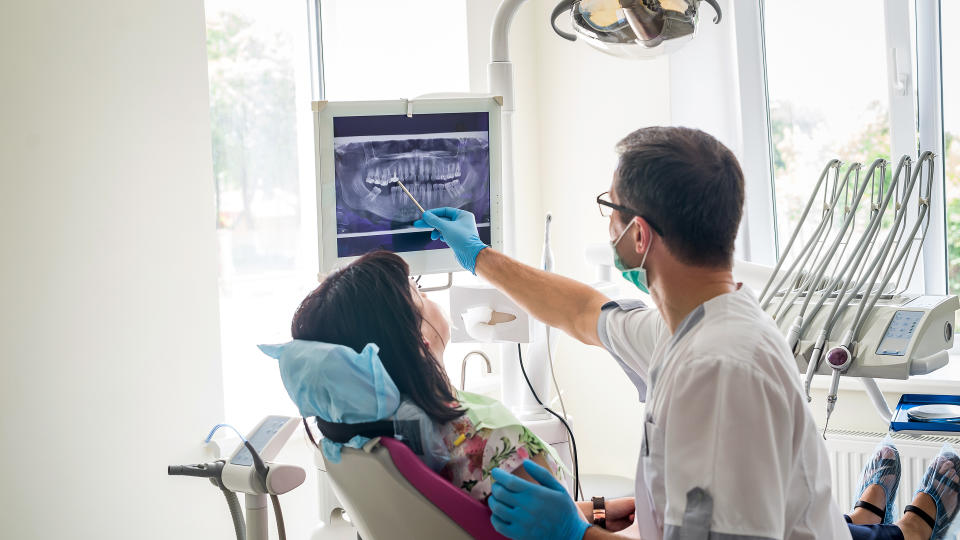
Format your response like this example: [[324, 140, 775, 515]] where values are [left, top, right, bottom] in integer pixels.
[[592, 496, 606, 529]]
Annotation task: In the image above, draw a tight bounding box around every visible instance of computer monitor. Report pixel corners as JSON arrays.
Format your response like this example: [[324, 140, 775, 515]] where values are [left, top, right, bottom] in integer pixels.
[[313, 97, 503, 275]]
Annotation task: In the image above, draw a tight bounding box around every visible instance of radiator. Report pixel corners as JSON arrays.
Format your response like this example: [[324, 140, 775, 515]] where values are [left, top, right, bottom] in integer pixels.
[[825, 429, 960, 536]]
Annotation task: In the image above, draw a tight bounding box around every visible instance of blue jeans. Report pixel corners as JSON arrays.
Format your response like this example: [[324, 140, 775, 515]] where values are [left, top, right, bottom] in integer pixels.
[[846, 515, 905, 540]]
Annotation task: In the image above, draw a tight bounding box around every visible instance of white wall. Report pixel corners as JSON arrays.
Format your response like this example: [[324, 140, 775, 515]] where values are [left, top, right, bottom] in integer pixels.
[[0, 2, 226, 538]]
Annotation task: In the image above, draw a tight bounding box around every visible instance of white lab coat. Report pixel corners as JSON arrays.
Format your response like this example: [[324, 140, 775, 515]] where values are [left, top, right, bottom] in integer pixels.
[[598, 285, 852, 540]]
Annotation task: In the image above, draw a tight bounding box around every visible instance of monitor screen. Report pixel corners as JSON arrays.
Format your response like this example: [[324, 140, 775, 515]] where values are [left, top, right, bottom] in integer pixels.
[[332, 112, 492, 258]]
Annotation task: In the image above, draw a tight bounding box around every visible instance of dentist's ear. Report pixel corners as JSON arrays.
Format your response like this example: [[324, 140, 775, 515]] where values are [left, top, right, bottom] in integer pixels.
[[630, 217, 646, 254], [633, 216, 656, 254]]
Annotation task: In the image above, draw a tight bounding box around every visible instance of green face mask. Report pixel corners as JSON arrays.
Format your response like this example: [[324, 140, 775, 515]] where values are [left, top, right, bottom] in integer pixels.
[[611, 220, 650, 294]]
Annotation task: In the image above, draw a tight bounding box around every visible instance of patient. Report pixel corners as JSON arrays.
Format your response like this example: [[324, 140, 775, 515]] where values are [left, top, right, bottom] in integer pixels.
[[285, 250, 563, 502]]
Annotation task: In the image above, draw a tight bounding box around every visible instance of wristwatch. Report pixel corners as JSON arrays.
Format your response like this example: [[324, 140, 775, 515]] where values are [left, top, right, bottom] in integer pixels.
[[592, 496, 606, 529]]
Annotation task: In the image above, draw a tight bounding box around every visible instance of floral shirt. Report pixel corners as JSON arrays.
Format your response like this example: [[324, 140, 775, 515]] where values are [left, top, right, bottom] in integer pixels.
[[438, 414, 563, 501]]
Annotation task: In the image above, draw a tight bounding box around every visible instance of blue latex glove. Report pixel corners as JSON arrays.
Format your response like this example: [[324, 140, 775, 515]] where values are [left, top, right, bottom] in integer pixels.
[[412, 207, 488, 274], [487, 460, 591, 540]]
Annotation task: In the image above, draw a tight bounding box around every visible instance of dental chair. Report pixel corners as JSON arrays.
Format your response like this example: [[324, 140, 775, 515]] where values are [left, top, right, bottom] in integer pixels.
[[323, 436, 508, 540]]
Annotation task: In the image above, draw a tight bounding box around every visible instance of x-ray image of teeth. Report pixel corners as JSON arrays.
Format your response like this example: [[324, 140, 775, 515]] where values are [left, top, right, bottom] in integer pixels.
[[334, 135, 491, 232]]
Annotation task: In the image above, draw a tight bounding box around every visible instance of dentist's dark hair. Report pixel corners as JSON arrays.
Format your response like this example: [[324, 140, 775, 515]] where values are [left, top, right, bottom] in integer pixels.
[[614, 126, 744, 268], [291, 250, 464, 423]]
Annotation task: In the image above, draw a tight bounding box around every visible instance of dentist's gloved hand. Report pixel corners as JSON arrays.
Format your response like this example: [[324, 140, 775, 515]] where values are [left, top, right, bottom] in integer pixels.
[[413, 207, 488, 274], [488, 460, 591, 540]]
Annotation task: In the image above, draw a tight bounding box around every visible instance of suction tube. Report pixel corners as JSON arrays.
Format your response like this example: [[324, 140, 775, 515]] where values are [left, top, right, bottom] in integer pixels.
[[221, 487, 246, 540], [759, 160, 841, 306]]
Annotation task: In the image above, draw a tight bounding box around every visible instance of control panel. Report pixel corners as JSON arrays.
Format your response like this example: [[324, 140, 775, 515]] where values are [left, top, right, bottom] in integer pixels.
[[230, 416, 293, 466], [876, 310, 924, 356]]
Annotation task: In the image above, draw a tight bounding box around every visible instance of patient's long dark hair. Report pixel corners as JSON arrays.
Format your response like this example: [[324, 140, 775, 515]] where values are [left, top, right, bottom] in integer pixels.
[[291, 250, 464, 424]]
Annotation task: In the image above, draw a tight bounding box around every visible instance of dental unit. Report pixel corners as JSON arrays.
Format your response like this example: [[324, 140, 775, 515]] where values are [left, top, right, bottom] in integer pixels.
[[169, 417, 305, 540], [758, 152, 959, 435]]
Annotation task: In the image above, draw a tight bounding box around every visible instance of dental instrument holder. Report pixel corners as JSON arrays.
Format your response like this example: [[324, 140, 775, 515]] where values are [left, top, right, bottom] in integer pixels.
[[758, 154, 958, 432], [168, 416, 305, 540]]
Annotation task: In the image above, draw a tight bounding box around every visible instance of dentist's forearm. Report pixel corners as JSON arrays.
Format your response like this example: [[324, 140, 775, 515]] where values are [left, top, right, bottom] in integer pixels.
[[474, 248, 608, 346]]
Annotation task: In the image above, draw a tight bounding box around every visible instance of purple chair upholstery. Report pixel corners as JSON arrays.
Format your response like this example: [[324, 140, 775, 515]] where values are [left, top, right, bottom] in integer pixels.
[[379, 437, 509, 540]]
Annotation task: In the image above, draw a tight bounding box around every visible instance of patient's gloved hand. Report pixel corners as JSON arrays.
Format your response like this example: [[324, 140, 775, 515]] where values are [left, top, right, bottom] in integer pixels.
[[488, 460, 591, 540], [413, 207, 488, 274]]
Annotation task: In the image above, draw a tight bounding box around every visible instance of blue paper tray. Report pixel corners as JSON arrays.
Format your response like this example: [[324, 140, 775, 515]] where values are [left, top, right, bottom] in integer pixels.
[[891, 394, 960, 434]]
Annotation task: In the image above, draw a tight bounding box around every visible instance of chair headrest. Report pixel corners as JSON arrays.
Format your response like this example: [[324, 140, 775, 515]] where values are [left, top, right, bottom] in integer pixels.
[[259, 339, 400, 462]]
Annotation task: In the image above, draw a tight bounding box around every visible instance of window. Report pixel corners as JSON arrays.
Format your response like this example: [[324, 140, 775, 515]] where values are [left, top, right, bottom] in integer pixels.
[[206, 0, 472, 426], [763, 0, 901, 251], [760, 0, 960, 381], [942, 1, 960, 296], [206, 0, 319, 425]]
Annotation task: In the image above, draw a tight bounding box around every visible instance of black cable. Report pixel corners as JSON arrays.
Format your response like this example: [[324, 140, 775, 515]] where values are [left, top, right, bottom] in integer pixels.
[[517, 343, 583, 501], [244, 440, 284, 540], [245, 440, 269, 493]]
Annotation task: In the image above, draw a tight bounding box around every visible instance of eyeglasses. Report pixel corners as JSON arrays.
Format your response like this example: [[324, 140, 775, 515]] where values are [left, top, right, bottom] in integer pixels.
[[596, 191, 664, 237]]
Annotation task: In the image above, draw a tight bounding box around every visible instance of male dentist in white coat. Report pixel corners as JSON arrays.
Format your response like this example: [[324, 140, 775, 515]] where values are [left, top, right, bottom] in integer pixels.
[[414, 126, 851, 540]]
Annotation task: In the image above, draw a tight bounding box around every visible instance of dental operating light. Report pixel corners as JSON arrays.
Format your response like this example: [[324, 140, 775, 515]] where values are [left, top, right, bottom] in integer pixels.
[[550, 0, 722, 58]]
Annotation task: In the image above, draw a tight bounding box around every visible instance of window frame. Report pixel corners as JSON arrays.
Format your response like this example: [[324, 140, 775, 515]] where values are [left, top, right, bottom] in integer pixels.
[[731, 0, 778, 266], [916, 0, 948, 296]]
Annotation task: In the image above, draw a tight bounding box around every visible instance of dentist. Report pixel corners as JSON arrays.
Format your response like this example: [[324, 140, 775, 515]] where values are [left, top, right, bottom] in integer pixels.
[[414, 126, 851, 540]]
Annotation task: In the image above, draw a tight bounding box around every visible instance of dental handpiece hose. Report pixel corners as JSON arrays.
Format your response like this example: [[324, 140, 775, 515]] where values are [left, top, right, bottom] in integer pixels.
[[776, 164, 866, 340], [803, 331, 828, 402], [802, 162, 899, 399], [820, 156, 928, 428]]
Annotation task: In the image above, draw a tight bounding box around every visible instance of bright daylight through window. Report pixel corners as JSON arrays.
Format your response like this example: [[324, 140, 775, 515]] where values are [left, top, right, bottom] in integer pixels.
[[205, 0, 470, 426], [764, 0, 895, 246], [943, 1, 960, 297]]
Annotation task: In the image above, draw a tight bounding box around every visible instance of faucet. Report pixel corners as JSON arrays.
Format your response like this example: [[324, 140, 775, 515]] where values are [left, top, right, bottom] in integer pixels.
[[460, 351, 492, 390]]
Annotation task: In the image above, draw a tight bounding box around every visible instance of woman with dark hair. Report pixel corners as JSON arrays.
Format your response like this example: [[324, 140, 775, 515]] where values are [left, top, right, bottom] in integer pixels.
[[288, 250, 564, 501]]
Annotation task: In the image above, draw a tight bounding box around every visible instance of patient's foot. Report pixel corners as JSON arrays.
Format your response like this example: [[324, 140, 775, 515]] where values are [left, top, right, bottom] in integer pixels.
[[896, 448, 960, 540], [851, 485, 888, 525], [850, 441, 901, 525], [898, 492, 936, 540]]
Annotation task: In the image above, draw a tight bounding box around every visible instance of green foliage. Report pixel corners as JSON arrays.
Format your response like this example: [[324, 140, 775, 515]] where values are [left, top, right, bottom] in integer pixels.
[[206, 11, 300, 229], [948, 198, 960, 292], [768, 100, 892, 233], [768, 99, 960, 294], [836, 101, 890, 166], [769, 101, 816, 179], [944, 133, 960, 294]]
